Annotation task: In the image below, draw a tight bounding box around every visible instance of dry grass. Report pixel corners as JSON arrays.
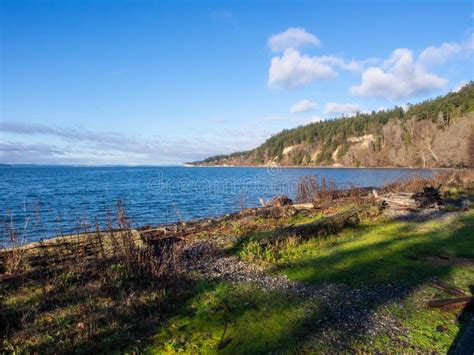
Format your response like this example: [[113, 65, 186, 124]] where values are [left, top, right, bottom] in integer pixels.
[[1, 211, 29, 276], [381, 170, 474, 194]]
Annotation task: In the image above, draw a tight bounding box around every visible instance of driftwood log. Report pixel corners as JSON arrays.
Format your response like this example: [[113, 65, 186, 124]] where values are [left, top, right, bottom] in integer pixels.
[[259, 195, 293, 208], [375, 192, 417, 210], [329, 186, 375, 199], [427, 280, 472, 311], [429, 280, 467, 297], [0, 229, 144, 271], [282, 209, 360, 239], [427, 297, 473, 310], [374, 185, 443, 210], [260, 208, 362, 247]]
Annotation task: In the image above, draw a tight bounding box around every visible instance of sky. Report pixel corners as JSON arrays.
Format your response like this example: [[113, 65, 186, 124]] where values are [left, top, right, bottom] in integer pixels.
[[1, 0, 473, 165]]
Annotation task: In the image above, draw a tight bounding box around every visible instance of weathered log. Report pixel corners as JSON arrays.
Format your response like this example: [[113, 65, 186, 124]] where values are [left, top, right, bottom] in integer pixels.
[[374, 192, 419, 210], [293, 202, 314, 210], [261, 195, 293, 207], [260, 208, 362, 247], [382, 197, 417, 207], [429, 280, 467, 297], [0, 229, 144, 269], [427, 297, 473, 310], [396, 192, 414, 197]]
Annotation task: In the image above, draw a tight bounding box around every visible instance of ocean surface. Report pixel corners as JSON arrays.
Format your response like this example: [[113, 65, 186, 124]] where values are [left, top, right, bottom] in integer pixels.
[[1, 166, 441, 242]]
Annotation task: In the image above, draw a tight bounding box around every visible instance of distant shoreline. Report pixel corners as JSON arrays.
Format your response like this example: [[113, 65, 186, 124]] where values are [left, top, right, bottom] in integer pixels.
[[184, 164, 463, 171], [1, 164, 466, 171]]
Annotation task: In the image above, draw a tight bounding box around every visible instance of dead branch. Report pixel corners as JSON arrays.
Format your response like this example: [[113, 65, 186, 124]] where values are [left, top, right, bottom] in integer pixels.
[[429, 280, 467, 297]]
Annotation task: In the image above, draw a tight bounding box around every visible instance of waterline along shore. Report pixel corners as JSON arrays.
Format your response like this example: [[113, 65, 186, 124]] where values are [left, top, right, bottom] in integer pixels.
[[0, 165, 448, 243]]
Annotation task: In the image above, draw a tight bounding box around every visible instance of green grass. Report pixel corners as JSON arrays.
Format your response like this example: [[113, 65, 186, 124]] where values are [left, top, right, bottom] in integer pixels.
[[147, 281, 319, 354], [262, 211, 474, 287], [147, 210, 474, 353], [286, 211, 325, 225]]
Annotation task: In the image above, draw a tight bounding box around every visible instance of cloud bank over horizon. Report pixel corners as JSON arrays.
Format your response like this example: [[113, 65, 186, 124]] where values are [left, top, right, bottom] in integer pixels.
[[0, 121, 271, 165]]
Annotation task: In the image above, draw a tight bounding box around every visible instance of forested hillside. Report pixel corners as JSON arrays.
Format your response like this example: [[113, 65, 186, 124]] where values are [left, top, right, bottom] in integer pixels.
[[192, 83, 474, 168]]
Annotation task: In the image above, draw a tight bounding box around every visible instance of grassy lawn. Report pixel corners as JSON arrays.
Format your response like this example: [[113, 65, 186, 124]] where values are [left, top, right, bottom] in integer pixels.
[[148, 209, 474, 353]]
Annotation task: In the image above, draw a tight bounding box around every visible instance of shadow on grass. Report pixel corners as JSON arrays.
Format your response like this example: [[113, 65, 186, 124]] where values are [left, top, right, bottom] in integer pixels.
[[0, 262, 193, 353], [268, 214, 474, 351]]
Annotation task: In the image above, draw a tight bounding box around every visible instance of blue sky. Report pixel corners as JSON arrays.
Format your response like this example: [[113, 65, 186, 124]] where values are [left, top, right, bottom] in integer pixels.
[[1, 0, 473, 165]]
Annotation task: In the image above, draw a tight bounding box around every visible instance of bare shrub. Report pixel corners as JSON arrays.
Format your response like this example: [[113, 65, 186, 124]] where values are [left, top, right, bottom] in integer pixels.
[[296, 175, 338, 204], [346, 184, 364, 202], [296, 176, 318, 203], [1, 211, 29, 275], [103, 200, 182, 281]]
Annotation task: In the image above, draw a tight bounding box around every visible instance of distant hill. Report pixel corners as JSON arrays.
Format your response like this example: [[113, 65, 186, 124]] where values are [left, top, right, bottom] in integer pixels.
[[190, 83, 474, 168]]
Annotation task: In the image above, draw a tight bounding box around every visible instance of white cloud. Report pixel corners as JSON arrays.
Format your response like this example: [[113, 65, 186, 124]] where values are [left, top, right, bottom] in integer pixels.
[[351, 35, 474, 100], [351, 48, 446, 100], [420, 34, 474, 66], [317, 56, 363, 73], [267, 29, 472, 97], [267, 30, 369, 89], [418, 42, 463, 66], [268, 27, 320, 52], [268, 49, 337, 89], [266, 28, 384, 89], [290, 99, 317, 113], [324, 102, 363, 116]]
